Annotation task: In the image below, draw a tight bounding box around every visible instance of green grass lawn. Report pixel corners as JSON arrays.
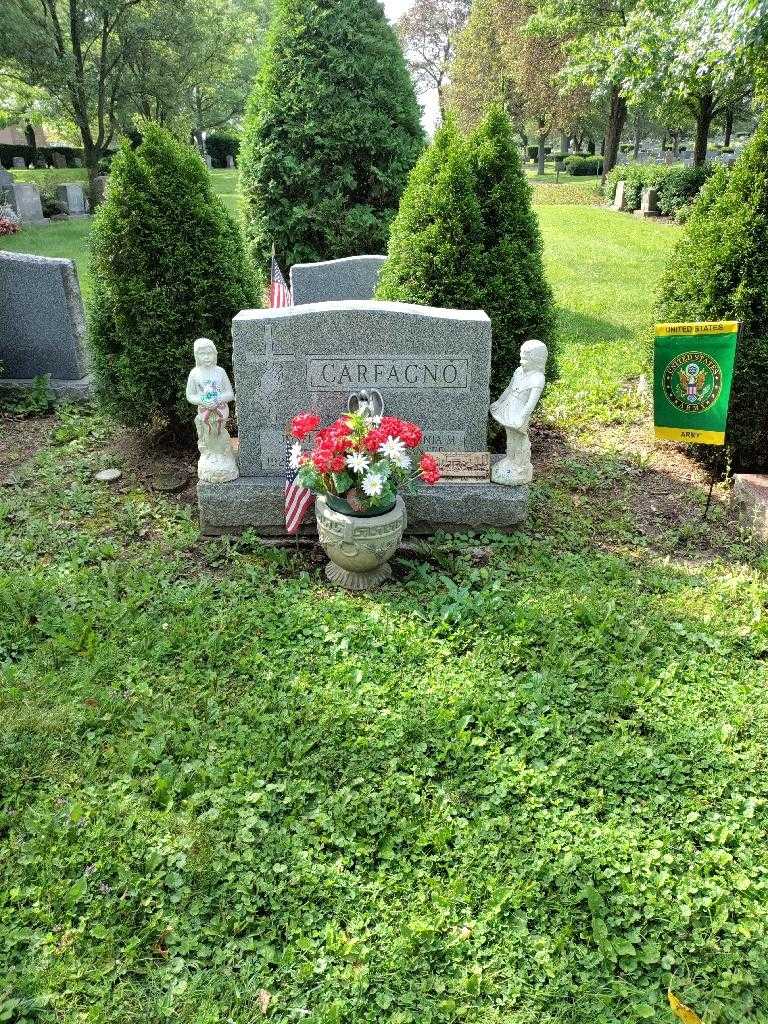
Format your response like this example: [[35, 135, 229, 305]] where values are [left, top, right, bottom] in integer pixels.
[[3, 189, 768, 1024], [9, 167, 89, 185]]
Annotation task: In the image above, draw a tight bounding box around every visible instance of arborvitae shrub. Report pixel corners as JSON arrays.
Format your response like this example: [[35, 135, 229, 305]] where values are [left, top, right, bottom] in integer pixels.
[[657, 114, 768, 472], [240, 0, 423, 277], [469, 106, 555, 400], [376, 118, 485, 310], [89, 123, 258, 437], [378, 107, 555, 405]]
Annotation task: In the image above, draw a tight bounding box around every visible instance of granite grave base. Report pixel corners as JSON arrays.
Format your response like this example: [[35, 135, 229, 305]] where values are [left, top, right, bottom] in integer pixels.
[[198, 460, 528, 537], [0, 373, 92, 400]]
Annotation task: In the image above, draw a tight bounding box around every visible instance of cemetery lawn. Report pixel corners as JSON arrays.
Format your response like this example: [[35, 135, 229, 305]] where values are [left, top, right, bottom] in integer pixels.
[[3, 206, 768, 1024]]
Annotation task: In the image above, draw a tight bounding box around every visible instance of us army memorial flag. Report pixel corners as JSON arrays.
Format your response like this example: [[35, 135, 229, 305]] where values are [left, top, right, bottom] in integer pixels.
[[654, 322, 739, 446]]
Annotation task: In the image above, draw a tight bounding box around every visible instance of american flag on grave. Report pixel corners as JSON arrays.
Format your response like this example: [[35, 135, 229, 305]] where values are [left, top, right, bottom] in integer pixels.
[[266, 248, 292, 309], [285, 442, 314, 535]]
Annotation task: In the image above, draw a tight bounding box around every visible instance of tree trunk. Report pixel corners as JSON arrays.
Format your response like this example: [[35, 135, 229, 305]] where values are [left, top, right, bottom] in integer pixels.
[[724, 108, 734, 147], [586, 137, 595, 155], [672, 132, 680, 157], [661, 132, 667, 151], [560, 131, 569, 154], [537, 127, 547, 175], [694, 92, 715, 166], [600, 136, 605, 156], [601, 85, 628, 182], [633, 112, 642, 159]]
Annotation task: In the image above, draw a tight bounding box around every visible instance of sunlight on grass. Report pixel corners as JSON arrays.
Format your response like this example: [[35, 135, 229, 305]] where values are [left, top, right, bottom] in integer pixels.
[[537, 205, 679, 429]]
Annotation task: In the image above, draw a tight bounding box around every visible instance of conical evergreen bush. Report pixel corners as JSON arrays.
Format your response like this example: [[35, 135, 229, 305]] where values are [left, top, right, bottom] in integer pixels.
[[469, 105, 555, 400], [657, 113, 768, 472], [240, 0, 424, 276], [376, 117, 486, 309], [89, 123, 258, 436], [378, 107, 555, 404]]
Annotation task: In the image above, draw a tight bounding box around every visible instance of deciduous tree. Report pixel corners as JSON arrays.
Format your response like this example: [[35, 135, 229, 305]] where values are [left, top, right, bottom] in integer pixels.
[[395, 0, 471, 120]]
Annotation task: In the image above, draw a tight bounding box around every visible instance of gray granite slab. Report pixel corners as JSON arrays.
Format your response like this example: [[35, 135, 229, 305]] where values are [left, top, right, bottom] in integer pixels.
[[232, 300, 492, 477], [6, 183, 48, 224], [0, 251, 89, 384], [290, 256, 387, 305], [198, 473, 528, 536], [55, 183, 88, 216]]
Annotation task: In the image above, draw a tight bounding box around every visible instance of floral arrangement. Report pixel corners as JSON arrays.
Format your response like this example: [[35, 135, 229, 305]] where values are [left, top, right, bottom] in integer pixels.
[[0, 205, 20, 236], [289, 410, 441, 511]]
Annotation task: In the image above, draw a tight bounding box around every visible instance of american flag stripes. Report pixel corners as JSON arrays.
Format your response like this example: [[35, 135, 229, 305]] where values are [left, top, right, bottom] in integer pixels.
[[266, 249, 292, 309], [285, 442, 314, 535]]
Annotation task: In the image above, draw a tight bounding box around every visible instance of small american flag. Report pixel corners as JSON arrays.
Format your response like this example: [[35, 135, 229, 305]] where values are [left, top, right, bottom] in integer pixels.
[[266, 248, 292, 308], [285, 442, 314, 535]]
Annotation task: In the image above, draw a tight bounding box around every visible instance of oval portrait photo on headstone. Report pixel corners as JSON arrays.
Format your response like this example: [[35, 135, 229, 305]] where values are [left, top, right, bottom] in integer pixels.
[[662, 350, 723, 413]]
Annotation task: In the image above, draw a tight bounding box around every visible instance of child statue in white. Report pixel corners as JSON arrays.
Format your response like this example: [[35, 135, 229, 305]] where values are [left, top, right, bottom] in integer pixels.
[[490, 339, 548, 486], [186, 338, 239, 484]]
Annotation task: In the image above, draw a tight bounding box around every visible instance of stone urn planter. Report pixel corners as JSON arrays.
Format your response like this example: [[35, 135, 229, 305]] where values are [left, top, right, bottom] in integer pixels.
[[315, 494, 407, 591]]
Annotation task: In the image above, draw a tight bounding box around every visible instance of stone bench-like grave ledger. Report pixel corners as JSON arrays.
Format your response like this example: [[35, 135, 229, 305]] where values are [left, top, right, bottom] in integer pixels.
[[197, 300, 530, 536]]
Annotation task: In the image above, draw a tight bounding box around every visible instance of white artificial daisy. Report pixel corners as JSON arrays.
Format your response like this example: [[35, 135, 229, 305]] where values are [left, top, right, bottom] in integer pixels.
[[346, 451, 371, 474], [391, 450, 412, 470], [378, 435, 407, 463], [361, 473, 384, 497], [289, 441, 303, 470]]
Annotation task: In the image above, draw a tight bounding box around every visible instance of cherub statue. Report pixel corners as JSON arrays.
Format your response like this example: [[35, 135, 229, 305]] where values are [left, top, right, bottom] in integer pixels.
[[489, 339, 548, 486], [186, 337, 239, 484]]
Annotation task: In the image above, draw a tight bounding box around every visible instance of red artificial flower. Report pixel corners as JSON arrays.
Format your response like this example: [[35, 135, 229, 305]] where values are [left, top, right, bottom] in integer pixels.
[[379, 416, 403, 437], [363, 427, 386, 453], [330, 454, 346, 473], [419, 454, 441, 485], [290, 411, 321, 441], [312, 445, 334, 473], [398, 421, 423, 448]]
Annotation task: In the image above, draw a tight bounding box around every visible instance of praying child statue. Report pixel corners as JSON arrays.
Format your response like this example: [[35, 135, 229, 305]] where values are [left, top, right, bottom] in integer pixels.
[[186, 338, 239, 484], [489, 339, 548, 486]]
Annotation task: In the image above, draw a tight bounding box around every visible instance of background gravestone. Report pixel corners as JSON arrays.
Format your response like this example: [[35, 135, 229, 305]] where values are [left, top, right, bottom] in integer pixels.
[[52, 152, 67, 169], [91, 175, 109, 206], [0, 167, 13, 203], [290, 255, 387, 305], [11, 157, 26, 170], [233, 300, 491, 476], [7, 183, 48, 225], [0, 252, 91, 397], [55, 183, 88, 216]]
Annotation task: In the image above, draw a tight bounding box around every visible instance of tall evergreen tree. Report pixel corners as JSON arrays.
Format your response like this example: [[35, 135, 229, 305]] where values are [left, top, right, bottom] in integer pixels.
[[657, 112, 768, 472], [470, 105, 555, 400], [239, 0, 424, 275], [376, 117, 485, 309], [378, 107, 555, 404], [89, 123, 258, 436]]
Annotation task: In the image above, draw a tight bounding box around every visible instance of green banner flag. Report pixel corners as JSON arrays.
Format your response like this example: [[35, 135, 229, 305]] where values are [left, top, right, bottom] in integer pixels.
[[654, 322, 740, 445]]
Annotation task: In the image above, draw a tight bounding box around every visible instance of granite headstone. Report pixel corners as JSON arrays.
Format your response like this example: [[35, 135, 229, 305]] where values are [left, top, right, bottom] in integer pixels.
[[91, 175, 108, 206], [0, 252, 90, 397], [290, 256, 387, 305], [52, 152, 67, 169], [636, 187, 660, 218], [0, 167, 13, 203], [7, 183, 48, 225], [611, 180, 627, 212], [12, 157, 26, 170], [55, 183, 88, 216], [197, 300, 529, 534]]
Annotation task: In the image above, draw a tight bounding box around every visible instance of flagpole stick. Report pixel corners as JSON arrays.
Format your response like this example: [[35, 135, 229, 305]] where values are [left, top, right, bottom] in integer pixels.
[[703, 474, 716, 520]]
